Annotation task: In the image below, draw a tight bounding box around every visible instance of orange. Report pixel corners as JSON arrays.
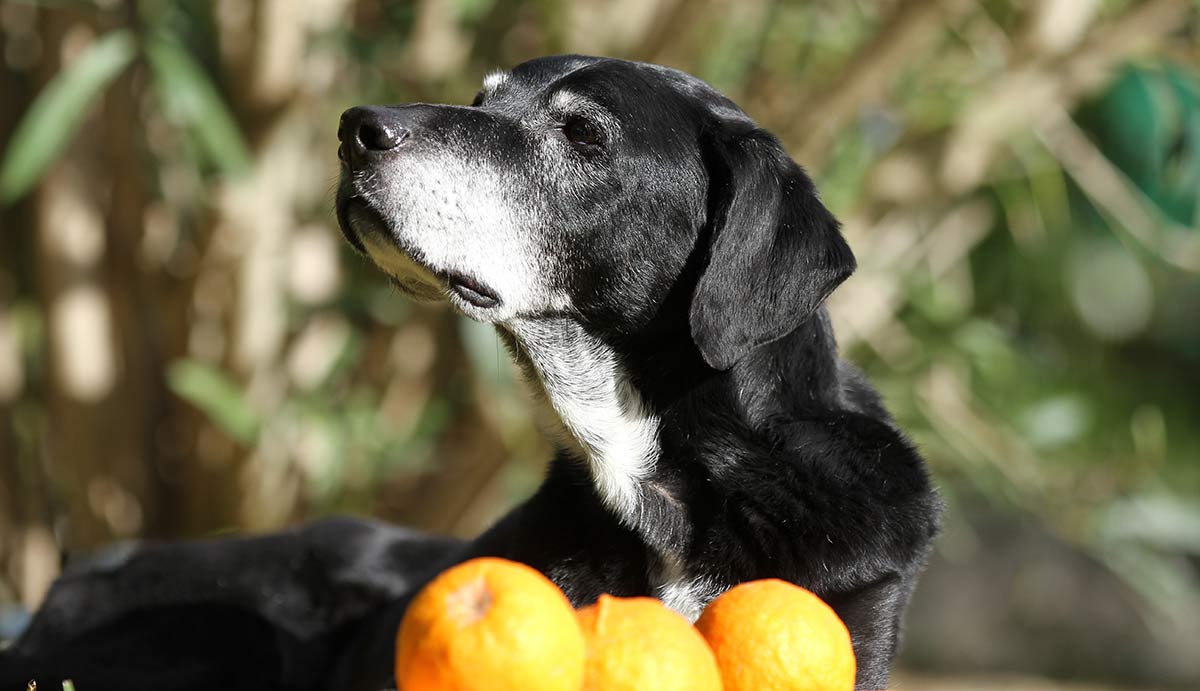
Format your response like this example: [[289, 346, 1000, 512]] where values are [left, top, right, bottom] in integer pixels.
[[695, 579, 856, 691], [394, 557, 585, 691], [576, 595, 722, 691]]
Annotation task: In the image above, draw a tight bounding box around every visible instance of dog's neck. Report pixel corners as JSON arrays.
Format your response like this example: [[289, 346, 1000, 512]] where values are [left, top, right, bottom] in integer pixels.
[[499, 309, 844, 527], [502, 316, 660, 525], [721, 309, 846, 420], [503, 315, 697, 557], [499, 311, 845, 619], [624, 306, 847, 424], [502, 315, 709, 615]]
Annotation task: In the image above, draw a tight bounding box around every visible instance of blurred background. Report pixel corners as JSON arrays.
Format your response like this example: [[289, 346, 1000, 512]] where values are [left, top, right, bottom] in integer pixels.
[[0, 0, 1197, 688]]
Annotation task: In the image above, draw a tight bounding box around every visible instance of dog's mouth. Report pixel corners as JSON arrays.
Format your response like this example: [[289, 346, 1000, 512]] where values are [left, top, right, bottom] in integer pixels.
[[442, 270, 500, 309], [337, 196, 405, 255], [334, 196, 375, 256]]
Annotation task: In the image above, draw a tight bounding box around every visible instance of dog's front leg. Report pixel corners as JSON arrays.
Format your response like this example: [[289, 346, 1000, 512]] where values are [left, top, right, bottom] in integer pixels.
[[1, 517, 462, 691], [825, 571, 919, 690]]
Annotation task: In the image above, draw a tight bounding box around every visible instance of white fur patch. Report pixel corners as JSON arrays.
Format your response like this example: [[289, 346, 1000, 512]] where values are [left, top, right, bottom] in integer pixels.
[[506, 318, 660, 527], [547, 89, 619, 131], [549, 89, 592, 113], [482, 69, 509, 92]]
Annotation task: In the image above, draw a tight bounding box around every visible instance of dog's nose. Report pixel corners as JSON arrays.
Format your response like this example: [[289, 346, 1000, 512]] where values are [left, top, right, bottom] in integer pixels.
[[338, 106, 410, 163]]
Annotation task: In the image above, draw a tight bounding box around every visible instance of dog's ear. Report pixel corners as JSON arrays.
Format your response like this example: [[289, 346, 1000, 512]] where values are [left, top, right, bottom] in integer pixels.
[[690, 117, 856, 370]]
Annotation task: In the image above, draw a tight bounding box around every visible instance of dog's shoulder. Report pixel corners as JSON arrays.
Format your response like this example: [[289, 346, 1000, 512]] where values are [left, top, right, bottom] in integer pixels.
[[689, 400, 940, 587]]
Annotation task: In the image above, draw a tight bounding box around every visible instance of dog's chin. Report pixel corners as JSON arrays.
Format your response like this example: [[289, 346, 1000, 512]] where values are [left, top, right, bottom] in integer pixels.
[[389, 264, 505, 322], [388, 270, 505, 322], [387, 275, 445, 302], [359, 234, 445, 301], [338, 205, 505, 319]]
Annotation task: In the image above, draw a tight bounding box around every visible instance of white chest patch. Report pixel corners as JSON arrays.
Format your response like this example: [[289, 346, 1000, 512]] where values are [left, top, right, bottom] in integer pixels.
[[504, 317, 721, 622], [504, 317, 660, 529]]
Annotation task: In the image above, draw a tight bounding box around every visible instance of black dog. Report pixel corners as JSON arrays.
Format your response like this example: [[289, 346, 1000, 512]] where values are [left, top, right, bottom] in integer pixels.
[[1, 55, 940, 691]]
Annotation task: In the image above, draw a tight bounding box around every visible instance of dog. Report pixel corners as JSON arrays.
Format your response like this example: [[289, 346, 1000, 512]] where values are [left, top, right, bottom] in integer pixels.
[[1, 55, 940, 691]]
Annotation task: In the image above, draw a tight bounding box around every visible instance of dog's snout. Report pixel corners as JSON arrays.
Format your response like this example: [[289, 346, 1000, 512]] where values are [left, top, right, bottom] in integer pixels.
[[339, 106, 411, 164], [355, 114, 407, 152]]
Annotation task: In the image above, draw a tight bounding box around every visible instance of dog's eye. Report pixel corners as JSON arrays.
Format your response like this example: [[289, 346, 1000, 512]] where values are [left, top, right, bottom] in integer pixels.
[[470, 91, 484, 107], [562, 117, 602, 148]]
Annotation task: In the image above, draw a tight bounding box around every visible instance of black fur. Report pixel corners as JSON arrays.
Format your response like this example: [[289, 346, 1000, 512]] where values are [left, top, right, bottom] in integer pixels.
[[1, 55, 940, 691]]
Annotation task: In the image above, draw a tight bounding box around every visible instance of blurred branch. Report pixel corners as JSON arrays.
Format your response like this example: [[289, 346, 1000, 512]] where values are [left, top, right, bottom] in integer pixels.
[[1036, 105, 1200, 272], [916, 364, 1054, 512], [788, 0, 972, 166], [939, 0, 1192, 194], [629, 0, 706, 63], [832, 0, 1194, 353], [727, 0, 785, 104]]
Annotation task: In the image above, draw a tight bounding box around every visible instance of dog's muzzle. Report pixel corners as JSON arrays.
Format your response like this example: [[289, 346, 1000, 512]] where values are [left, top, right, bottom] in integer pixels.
[[333, 106, 505, 312]]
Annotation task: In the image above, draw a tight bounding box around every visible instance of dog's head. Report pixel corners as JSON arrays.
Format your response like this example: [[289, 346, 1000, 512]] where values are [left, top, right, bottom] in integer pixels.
[[336, 55, 854, 371]]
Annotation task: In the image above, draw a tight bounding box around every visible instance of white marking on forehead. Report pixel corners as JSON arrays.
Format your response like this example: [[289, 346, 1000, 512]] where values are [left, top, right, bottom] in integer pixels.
[[549, 89, 595, 112], [482, 69, 509, 92], [506, 317, 659, 526], [547, 89, 619, 132]]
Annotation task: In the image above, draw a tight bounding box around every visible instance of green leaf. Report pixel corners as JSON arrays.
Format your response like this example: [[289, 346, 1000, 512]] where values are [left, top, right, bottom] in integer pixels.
[[1017, 394, 1091, 451], [145, 33, 251, 176], [1097, 495, 1200, 555], [0, 29, 136, 204], [167, 359, 259, 443]]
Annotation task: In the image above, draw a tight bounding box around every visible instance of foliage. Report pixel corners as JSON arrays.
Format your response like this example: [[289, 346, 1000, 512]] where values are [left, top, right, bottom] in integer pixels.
[[0, 29, 135, 201]]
